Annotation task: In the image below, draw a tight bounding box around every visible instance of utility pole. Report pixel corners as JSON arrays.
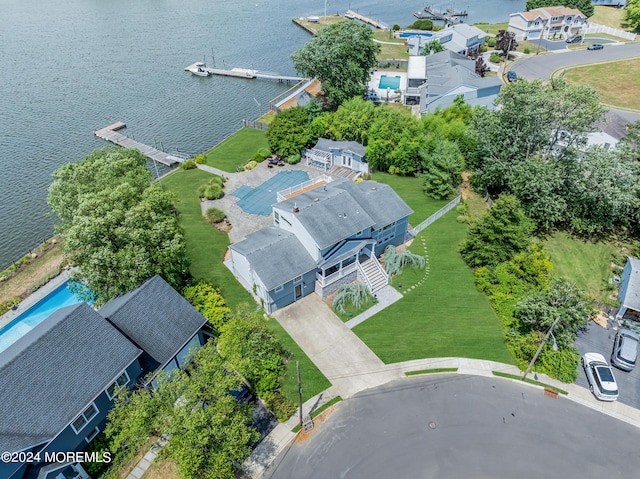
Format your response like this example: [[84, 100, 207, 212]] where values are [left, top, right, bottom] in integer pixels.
[[521, 316, 561, 381], [297, 361, 303, 427]]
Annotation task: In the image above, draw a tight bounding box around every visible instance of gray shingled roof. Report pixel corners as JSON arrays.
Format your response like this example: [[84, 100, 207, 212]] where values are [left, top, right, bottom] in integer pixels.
[[620, 257, 640, 312], [313, 138, 366, 158], [230, 226, 317, 290], [0, 303, 141, 453], [99, 276, 207, 372]]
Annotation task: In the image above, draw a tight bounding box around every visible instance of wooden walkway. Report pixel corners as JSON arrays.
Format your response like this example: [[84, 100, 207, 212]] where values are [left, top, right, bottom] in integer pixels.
[[345, 10, 389, 29], [184, 63, 303, 83], [94, 122, 183, 167]]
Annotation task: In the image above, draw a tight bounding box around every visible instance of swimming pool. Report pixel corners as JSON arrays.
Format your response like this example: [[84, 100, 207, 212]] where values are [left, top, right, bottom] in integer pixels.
[[0, 281, 88, 353], [399, 32, 433, 38], [378, 75, 401, 90]]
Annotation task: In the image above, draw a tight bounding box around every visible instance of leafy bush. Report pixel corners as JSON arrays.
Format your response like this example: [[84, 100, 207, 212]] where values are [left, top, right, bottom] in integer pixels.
[[384, 245, 426, 276], [180, 159, 197, 170], [244, 160, 258, 171], [392, 24, 400, 31], [536, 347, 580, 383], [263, 391, 297, 422], [523, 47, 530, 54], [205, 207, 226, 224], [258, 147, 271, 159], [487, 37, 496, 47], [285, 153, 301, 164], [490, 53, 502, 63], [333, 283, 372, 315], [251, 152, 263, 162], [183, 280, 231, 332], [82, 432, 113, 477], [408, 19, 434, 30], [0, 297, 21, 316], [456, 215, 469, 224], [203, 184, 224, 200], [194, 154, 206, 164]]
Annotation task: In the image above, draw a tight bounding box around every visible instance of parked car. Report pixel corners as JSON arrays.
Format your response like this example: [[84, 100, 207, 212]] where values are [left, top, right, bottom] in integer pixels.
[[611, 328, 639, 371], [507, 70, 517, 82], [582, 352, 619, 401], [566, 34, 582, 44], [587, 44, 604, 50]]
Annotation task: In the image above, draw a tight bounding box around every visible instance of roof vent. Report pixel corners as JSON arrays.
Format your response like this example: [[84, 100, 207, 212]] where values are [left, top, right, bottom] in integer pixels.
[[313, 198, 319, 202], [293, 202, 299, 213], [371, 186, 377, 191], [343, 212, 347, 218]]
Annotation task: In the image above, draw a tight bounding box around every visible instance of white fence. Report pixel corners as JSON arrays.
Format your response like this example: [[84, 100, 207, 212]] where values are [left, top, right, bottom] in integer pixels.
[[584, 22, 636, 41], [409, 195, 461, 236]]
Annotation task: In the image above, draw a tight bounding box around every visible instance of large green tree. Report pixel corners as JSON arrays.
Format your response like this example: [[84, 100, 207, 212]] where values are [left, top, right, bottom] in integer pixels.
[[626, 0, 640, 30], [419, 140, 464, 200], [526, 0, 594, 18], [48, 148, 189, 305], [266, 106, 314, 157], [291, 21, 380, 107]]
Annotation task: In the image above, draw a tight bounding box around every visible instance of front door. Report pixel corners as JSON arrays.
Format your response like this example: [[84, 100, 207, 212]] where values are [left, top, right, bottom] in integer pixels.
[[295, 284, 303, 299]]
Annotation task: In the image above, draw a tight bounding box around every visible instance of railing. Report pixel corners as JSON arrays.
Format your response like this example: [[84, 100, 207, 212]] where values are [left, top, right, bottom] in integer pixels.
[[409, 194, 461, 235], [584, 22, 636, 41], [276, 174, 332, 202], [357, 256, 387, 292], [315, 262, 358, 287]]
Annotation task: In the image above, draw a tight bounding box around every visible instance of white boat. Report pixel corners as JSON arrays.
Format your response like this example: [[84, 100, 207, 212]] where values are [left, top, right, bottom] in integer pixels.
[[189, 62, 211, 77]]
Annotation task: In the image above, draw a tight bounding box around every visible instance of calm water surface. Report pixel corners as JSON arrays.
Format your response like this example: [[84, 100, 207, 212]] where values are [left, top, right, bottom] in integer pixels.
[[0, 0, 525, 269]]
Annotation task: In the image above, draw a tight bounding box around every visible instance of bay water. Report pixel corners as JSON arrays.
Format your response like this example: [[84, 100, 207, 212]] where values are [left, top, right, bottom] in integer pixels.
[[0, 0, 525, 269]]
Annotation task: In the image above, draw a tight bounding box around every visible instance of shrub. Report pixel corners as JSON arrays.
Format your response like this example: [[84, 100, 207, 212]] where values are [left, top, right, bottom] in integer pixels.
[[194, 154, 206, 164], [257, 147, 271, 159], [205, 207, 226, 224], [183, 280, 231, 332], [333, 283, 371, 315], [523, 47, 530, 54], [480, 44, 488, 53], [244, 160, 258, 171], [456, 215, 469, 224], [384, 245, 426, 276], [490, 53, 502, 63], [251, 152, 263, 162], [180, 159, 197, 170], [455, 204, 467, 214], [285, 153, 300, 165], [263, 391, 297, 422], [487, 38, 496, 47], [203, 184, 224, 200], [392, 24, 400, 31]]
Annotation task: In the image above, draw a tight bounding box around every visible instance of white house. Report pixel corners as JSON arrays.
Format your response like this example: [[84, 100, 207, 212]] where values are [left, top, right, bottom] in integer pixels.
[[508, 6, 587, 41], [406, 24, 488, 56], [303, 138, 369, 175]]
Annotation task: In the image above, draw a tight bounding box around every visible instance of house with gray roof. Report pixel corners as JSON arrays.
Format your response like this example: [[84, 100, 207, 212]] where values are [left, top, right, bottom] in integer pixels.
[[617, 257, 640, 319], [303, 138, 369, 176], [404, 51, 502, 114], [0, 276, 209, 479], [0, 303, 142, 479], [406, 24, 488, 56], [228, 178, 413, 313]]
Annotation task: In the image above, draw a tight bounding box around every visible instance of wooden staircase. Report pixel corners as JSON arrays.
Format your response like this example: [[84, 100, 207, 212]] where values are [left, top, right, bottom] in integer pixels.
[[358, 257, 388, 294]]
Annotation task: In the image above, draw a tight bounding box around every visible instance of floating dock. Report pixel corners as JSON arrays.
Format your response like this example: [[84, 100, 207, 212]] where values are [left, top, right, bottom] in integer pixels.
[[94, 122, 183, 167], [184, 63, 303, 83], [414, 6, 463, 24], [345, 10, 389, 29]]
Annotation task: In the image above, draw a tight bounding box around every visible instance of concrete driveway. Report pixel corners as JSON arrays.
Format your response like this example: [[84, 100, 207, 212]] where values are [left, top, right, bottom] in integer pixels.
[[272, 294, 402, 398]]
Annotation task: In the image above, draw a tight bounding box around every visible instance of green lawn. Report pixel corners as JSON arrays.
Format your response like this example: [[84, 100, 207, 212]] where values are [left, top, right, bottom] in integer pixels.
[[542, 232, 617, 303], [203, 128, 269, 173], [161, 169, 252, 309], [474, 22, 508, 36], [590, 5, 634, 31], [266, 317, 332, 403], [371, 172, 449, 226], [354, 211, 513, 364]]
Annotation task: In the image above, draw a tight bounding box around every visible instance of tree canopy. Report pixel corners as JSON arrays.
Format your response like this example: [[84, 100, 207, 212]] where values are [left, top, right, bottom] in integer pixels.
[[291, 21, 380, 107], [526, 0, 594, 18], [626, 0, 640, 33], [495, 30, 518, 57], [266, 106, 314, 157], [48, 148, 189, 305]]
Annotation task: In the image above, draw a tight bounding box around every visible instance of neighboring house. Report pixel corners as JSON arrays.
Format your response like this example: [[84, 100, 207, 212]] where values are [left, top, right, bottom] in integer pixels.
[[404, 51, 502, 114], [617, 257, 640, 319], [406, 24, 488, 56], [592, 0, 627, 6], [228, 178, 413, 313], [0, 303, 142, 479], [508, 6, 587, 41], [303, 138, 369, 175], [271, 78, 322, 112], [0, 276, 209, 479]]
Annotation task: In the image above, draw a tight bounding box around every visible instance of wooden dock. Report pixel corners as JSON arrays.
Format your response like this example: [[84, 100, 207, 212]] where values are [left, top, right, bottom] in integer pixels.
[[184, 63, 303, 83], [94, 122, 183, 167], [414, 6, 462, 24], [345, 10, 389, 30]]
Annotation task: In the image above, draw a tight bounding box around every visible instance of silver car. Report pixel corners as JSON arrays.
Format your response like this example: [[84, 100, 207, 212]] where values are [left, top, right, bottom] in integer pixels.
[[582, 352, 618, 401], [611, 328, 639, 372]]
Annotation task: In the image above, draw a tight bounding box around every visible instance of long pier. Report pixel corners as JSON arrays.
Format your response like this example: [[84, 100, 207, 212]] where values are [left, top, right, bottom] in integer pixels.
[[345, 10, 389, 30], [94, 122, 183, 167], [184, 63, 303, 83]]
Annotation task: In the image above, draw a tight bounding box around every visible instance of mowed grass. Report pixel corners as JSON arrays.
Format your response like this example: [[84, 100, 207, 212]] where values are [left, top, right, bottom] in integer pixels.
[[265, 317, 331, 403], [160, 169, 252, 309], [371, 172, 449, 226], [354, 211, 513, 365], [372, 30, 409, 60], [562, 58, 640, 110], [542, 231, 617, 302], [590, 5, 633, 31], [203, 128, 269, 173]]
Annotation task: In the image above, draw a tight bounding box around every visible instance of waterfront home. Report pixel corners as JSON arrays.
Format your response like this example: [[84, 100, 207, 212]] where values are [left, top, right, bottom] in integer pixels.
[[303, 138, 369, 176], [508, 6, 586, 41], [404, 51, 502, 114], [228, 178, 412, 313], [406, 24, 488, 56], [0, 275, 208, 479]]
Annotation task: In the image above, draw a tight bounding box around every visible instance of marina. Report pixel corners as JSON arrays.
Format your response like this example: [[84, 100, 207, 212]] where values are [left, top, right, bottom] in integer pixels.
[[94, 122, 184, 167], [184, 62, 303, 83]]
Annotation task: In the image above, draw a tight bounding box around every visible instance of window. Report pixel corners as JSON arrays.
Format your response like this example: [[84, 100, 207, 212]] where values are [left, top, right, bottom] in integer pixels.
[[294, 275, 302, 283], [274, 211, 280, 225], [71, 403, 99, 434], [85, 426, 100, 444], [274, 284, 284, 293], [106, 371, 130, 400]]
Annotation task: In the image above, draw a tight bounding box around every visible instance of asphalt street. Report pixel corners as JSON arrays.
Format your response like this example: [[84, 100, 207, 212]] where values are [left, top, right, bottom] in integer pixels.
[[266, 375, 640, 479]]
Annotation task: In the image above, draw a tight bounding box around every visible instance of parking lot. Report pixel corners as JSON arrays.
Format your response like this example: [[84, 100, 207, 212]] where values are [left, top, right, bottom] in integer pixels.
[[575, 319, 640, 408]]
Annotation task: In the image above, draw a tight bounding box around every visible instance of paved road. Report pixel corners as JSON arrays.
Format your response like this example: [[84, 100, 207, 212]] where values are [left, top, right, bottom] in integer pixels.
[[511, 42, 640, 80], [266, 375, 640, 479]]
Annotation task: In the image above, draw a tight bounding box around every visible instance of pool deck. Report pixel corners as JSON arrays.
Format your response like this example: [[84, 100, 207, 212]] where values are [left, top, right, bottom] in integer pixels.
[[0, 269, 71, 331], [368, 69, 407, 103]]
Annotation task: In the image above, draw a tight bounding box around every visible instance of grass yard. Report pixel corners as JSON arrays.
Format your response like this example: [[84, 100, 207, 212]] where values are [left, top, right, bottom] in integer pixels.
[[353, 211, 513, 365], [294, 15, 346, 35], [474, 22, 508, 36], [372, 30, 410, 60], [371, 172, 449, 226], [160, 169, 252, 309], [561, 58, 640, 111], [590, 5, 633, 31], [542, 232, 618, 303], [203, 128, 269, 173], [265, 316, 332, 403]]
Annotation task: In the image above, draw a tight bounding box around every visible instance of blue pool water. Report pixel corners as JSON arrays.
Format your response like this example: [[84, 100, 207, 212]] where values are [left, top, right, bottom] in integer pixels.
[[398, 32, 433, 38], [0, 281, 88, 353], [379, 75, 402, 90], [234, 170, 309, 216]]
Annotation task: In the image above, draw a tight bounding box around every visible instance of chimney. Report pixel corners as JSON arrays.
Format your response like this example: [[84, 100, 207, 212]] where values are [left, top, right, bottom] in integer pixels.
[[293, 202, 299, 213]]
